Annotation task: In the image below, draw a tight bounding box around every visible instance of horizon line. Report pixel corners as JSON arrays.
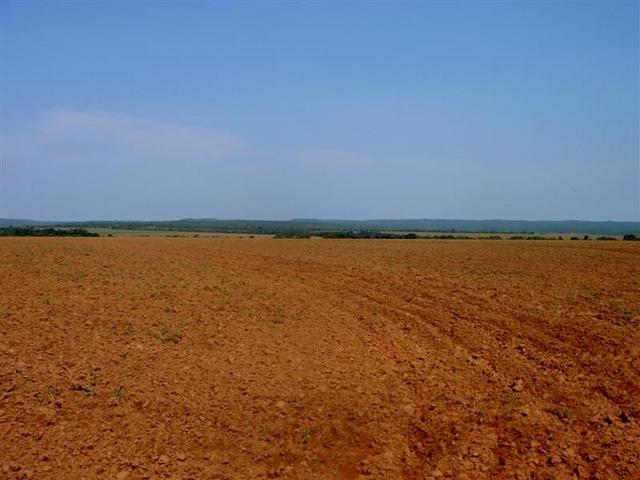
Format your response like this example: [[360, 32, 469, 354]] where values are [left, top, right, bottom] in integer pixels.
[[2, 217, 639, 224]]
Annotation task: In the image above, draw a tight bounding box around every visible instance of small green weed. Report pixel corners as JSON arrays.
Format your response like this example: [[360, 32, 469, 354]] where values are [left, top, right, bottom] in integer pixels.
[[74, 375, 97, 397], [152, 327, 183, 344], [83, 384, 96, 397], [111, 386, 124, 404], [544, 406, 572, 421], [300, 426, 311, 443]]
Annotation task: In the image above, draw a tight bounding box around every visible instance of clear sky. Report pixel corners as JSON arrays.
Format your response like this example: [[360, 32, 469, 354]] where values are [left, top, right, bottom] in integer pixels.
[[2, 1, 638, 221]]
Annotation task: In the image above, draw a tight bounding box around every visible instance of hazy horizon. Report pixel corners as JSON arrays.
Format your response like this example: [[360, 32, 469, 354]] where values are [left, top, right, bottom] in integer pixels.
[[2, 2, 639, 222], [2, 216, 639, 225]]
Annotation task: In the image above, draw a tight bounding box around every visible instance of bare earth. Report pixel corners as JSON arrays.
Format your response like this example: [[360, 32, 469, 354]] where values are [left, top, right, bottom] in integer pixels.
[[1, 237, 639, 479]]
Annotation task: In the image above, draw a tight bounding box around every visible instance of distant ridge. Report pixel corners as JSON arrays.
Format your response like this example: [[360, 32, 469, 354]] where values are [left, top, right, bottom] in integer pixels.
[[2, 218, 638, 235], [0, 218, 56, 227]]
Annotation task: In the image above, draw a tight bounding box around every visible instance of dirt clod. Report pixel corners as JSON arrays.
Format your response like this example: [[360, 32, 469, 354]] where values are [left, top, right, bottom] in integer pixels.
[[511, 378, 524, 392]]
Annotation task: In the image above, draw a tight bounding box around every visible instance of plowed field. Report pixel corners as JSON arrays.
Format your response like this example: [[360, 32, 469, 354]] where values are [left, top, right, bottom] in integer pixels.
[[1, 237, 639, 479]]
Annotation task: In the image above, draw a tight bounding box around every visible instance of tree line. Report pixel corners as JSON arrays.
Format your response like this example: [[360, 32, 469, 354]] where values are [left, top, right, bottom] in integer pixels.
[[0, 227, 100, 237]]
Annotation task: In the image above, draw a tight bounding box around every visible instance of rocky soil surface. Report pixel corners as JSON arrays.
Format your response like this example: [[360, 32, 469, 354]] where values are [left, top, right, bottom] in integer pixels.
[[1, 237, 638, 479]]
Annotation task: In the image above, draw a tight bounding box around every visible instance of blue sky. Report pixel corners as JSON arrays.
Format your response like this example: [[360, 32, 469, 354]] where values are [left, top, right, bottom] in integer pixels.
[[2, 1, 638, 221]]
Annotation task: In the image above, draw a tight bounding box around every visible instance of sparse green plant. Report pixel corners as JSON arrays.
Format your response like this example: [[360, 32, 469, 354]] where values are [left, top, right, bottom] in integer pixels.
[[111, 386, 124, 404], [545, 406, 571, 420], [83, 384, 96, 397], [606, 299, 640, 323], [75, 375, 98, 397], [608, 298, 624, 308], [300, 426, 311, 443], [48, 387, 60, 398], [152, 327, 182, 343]]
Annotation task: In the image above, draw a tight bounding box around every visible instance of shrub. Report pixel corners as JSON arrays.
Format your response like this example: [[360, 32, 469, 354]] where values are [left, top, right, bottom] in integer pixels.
[[274, 233, 311, 239]]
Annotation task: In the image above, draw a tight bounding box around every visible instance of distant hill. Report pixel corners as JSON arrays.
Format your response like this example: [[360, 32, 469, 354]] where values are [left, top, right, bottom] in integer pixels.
[[0, 218, 56, 227], [2, 217, 637, 235], [350, 219, 640, 235]]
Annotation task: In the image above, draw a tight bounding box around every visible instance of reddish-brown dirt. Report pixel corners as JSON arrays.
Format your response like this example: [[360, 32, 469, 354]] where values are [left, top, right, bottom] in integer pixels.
[[1, 237, 639, 479]]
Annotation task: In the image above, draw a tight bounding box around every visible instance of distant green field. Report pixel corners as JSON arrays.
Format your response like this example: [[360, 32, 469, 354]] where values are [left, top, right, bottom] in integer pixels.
[[86, 227, 268, 237], [81, 227, 633, 241], [387, 231, 626, 240]]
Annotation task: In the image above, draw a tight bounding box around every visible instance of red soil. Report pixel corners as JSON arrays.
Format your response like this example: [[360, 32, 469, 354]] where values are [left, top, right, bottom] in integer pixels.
[[1, 237, 639, 479]]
